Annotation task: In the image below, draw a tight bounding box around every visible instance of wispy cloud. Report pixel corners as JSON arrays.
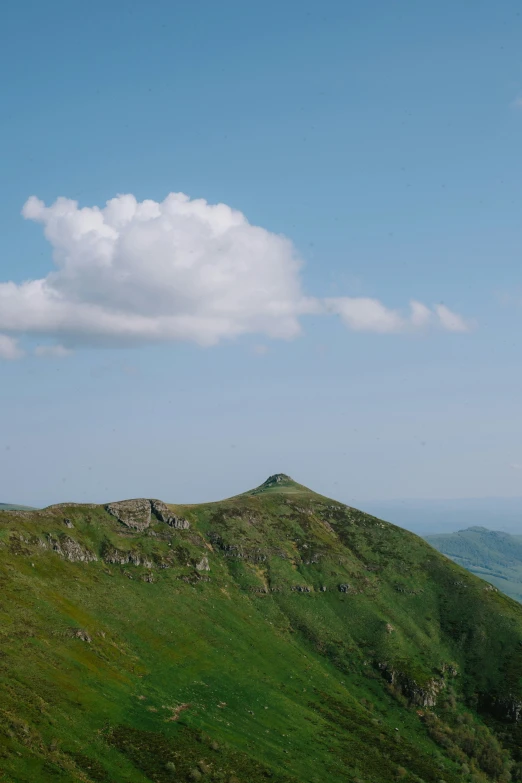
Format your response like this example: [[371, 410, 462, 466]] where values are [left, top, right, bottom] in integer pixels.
[[0, 334, 24, 360], [34, 344, 73, 358], [324, 298, 473, 334]]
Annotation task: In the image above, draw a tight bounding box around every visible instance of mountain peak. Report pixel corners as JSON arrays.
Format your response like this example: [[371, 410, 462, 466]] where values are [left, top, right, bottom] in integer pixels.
[[261, 473, 294, 488], [236, 473, 313, 499]]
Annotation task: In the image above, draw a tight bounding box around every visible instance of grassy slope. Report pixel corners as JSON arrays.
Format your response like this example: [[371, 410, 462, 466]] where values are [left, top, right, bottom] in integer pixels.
[[426, 527, 522, 603], [2, 477, 522, 782]]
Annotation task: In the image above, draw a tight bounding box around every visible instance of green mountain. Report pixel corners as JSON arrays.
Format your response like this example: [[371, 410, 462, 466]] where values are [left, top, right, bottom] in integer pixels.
[[3, 475, 522, 783], [425, 526, 522, 603]]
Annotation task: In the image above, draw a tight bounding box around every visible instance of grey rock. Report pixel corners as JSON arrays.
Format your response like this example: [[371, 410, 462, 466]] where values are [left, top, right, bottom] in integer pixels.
[[339, 583, 350, 593], [106, 499, 151, 531], [72, 629, 91, 642], [63, 519, 74, 528], [102, 544, 152, 568], [49, 535, 97, 563], [195, 556, 210, 571], [150, 499, 171, 522], [150, 499, 190, 529], [168, 516, 190, 530]]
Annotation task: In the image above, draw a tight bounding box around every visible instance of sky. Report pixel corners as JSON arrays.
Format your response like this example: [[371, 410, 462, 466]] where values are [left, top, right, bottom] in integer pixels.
[[1, 0, 522, 510]]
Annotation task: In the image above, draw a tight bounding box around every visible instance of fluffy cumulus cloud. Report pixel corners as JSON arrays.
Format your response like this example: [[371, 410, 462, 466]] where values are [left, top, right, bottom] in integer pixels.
[[0, 192, 472, 357]]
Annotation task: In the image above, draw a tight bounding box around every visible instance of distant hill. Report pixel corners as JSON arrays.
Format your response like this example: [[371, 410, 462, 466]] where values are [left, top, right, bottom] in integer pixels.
[[361, 496, 522, 535], [0, 502, 36, 511], [425, 526, 522, 602], [3, 476, 522, 781]]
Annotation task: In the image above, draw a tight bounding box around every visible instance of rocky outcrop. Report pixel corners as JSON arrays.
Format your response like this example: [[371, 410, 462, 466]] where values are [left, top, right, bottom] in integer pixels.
[[263, 473, 292, 488], [339, 583, 350, 593], [106, 499, 151, 531], [151, 499, 190, 529], [150, 499, 171, 522], [49, 535, 97, 563], [195, 556, 210, 571], [101, 543, 153, 568], [71, 629, 91, 642], [377, 663, 445, 707], [167, 516, 190, 530]]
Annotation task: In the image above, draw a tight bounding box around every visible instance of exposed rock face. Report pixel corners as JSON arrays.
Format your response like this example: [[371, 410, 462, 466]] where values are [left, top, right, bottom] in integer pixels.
[[49, 535, 97, 563], [195, 556, 210, 571], [268, 473, 291, 483], [150, 499, 172, 522], [102, 544, 153, 568], [339, 583, 350, 593], [377, 663, 445, 707], [106, 499, 151, 531], [167, 516, 190, 530], [63, 519, 74, 528], [150, 499, 190, 529]]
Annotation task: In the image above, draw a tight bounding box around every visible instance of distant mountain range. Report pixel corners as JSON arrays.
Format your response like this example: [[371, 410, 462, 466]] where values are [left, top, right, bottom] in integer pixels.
[[425, 526, 522, 602], [361, 495, 522, 535]]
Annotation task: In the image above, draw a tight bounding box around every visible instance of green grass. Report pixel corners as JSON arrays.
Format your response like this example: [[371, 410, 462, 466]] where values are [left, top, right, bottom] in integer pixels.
[[1, 476, 522, 782]]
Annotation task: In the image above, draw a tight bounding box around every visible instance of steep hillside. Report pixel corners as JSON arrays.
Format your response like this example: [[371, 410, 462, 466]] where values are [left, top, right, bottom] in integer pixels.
[[426, 527, 522, 603], [2, 475, 522, 783]]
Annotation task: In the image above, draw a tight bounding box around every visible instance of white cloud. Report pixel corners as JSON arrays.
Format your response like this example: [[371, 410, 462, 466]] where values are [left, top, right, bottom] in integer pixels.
[[0, 192, 472, 350], [0, 334, 24, 360], [511, 96, 522, 109], [434, 304, 472, 333], [34, 344, 73, 358], [325, 297, 472, 334]]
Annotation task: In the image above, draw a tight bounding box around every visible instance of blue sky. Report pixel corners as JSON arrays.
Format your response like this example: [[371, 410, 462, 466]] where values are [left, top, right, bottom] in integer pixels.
[[1, 0, 522, 508]]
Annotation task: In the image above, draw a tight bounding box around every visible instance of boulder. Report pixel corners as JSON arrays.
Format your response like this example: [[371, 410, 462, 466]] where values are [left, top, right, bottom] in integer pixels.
[[195, 556, 210, 571]]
